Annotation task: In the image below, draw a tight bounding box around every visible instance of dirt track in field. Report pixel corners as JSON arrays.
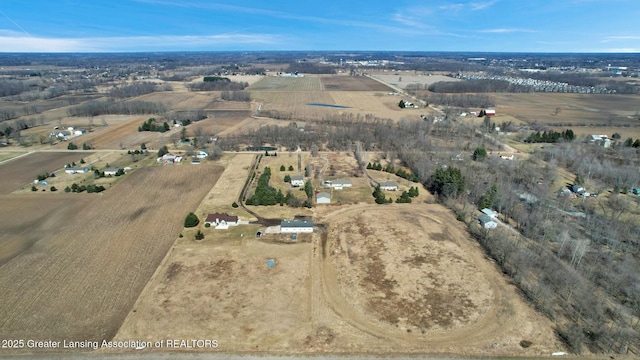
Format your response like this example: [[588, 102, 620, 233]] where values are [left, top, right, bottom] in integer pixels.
[[110, 200, 562, 356], [0, 164, 224, 351]]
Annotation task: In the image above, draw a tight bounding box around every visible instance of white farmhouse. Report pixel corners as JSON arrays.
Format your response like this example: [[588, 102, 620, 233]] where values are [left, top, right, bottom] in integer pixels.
[[290, 175, 305, 187], [324, 178, 352, 190], [379, 181, 398, 191]]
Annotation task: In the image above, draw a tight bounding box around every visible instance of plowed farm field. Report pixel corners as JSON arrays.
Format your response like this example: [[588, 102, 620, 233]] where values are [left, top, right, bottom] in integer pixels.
[[0, 164, 224, 351], [249, 76, 323, 91], [320, 75, 394, 91], [0, 151, 93, 194]]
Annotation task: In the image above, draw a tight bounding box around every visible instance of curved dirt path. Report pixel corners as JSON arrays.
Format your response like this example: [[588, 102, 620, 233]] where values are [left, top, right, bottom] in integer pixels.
[[315, 203, 531, 349]]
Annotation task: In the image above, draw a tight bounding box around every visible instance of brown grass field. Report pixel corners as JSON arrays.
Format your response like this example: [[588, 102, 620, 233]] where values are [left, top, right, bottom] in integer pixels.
[[0, 164, 224, 350], [112, 202, 562, 356]]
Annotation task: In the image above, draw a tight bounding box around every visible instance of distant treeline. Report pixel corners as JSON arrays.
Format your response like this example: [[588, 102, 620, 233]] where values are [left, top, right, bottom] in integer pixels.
[[187, 78, 248, 91], [220, 90, 251, 102], [109, 82, 165, 99], [406, 85, 495, 108], [67, 100, 166, 117], [286, 62, 336, 74], [428, 79, 532, 93]]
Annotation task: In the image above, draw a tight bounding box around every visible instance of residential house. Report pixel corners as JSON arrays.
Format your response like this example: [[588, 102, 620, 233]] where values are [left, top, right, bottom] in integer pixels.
[[280, 219, 314, 233], [205, 213, 239, 230], [379, 181, 398, 191], [290, 175, 304, 187], [479, 214, 498, 229], [324, 178, 352, 190], [571, 185, 586, 194], [65, 167, 89, 174], [481, 208, 498, 218], [316, 192, 331, 204], [196, 150, 208, 159], [157, 154, 183, 164], [104, 168, 122, 176]]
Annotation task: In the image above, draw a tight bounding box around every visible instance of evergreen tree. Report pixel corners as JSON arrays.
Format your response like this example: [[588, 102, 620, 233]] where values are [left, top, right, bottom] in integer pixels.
[[472, 147, 487, 161], [428, 167, 466, 198], [184, 213, 199, 228], [304, 180, 313, 200]]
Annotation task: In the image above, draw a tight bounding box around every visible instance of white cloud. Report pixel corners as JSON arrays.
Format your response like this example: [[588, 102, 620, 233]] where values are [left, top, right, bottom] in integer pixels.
[[439, 0, 498, 11], [480, 28, 535, 33], [0, 33, 283, 52], [470, 0, 498, 10]]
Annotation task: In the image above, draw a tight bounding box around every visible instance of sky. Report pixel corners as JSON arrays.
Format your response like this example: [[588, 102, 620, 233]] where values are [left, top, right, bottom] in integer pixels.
[[0, 0, 639, 53]]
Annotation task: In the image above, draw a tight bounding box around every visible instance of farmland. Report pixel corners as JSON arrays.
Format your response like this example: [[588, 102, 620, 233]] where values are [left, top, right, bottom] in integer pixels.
[[113, 202, 561, 356], [250, 75, 427, 122], [0, 164, 224, 349], [0, 151, 93, 194], [1, 52, 639, 357]]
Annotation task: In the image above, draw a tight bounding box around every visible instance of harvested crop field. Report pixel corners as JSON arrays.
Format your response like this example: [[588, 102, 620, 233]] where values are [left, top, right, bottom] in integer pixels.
[[371, 73, 460, 89], [320, 75, 394, 91], [112, 202, 561, 356], [61, 116, 176, 150], [493, 93, 640, 128], [0, 164, 224, 350], [249, 76, 323, 91], [0, 151, 93, 194]]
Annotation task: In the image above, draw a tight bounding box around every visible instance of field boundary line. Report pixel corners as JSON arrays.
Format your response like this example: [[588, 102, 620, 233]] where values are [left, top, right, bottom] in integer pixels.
[[0, 151, 34, 166]]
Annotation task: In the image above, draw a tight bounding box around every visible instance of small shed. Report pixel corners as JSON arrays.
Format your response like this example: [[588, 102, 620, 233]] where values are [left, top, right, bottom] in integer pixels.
[[316, 192, 331, 204], [632, 188, 640, 195]]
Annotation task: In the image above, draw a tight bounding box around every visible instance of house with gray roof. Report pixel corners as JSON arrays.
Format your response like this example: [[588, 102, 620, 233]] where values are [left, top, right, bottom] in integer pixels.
[[324, 178, 352, 190], [379, 181, 398, 191], [280, 219, 313, 233]]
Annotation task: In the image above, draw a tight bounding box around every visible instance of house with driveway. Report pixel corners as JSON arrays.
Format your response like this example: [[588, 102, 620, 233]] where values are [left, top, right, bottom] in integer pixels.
[[205, 213, 239, 230], [280, 219, 313, 233]]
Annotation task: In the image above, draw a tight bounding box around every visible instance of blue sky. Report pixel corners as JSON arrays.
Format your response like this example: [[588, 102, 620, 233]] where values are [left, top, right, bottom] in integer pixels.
[[0, 0, 639, 52]]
